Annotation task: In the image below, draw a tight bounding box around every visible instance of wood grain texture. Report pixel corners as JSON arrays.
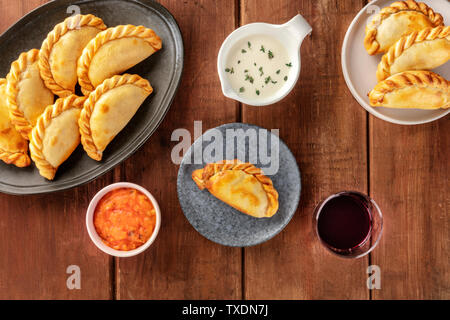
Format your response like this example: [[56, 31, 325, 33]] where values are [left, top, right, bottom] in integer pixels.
[[0, 0, 112, 300], [0, 0, 448, 300], [0, 0, 47, 32], [241, 0, 370, 299], [370, 116, 450, 299], [115, 0, 242, 299]]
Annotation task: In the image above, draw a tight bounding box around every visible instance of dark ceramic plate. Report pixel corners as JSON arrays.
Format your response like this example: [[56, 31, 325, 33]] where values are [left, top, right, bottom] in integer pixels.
[[0, 0, 183, 195], [177, 123, 301, 247]]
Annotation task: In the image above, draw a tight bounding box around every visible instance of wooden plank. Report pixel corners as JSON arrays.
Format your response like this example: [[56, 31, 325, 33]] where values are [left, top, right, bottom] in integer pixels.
[[0, 0, 112, 300], [370, 116, 450, 299], [116, 0, 242, 299], [241, 0, 370, 299], [0, 0, 46, 32]]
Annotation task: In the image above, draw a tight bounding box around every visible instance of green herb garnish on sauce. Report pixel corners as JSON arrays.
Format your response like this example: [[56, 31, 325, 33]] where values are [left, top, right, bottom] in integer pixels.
[[284, 76, 288, 81], [256, 90, 260, 95], [241, 49, 247, 53], [268, 50, 274, 59], [248, 41, 251, 49], [286, 62, 292, 67], [259, 66, 264, 76], [276, 69, 280, 74], [245, 74, 254, 84], [239, 87, 245, 93], [225, 68, 230, 73], [260, 45, 265, 53]]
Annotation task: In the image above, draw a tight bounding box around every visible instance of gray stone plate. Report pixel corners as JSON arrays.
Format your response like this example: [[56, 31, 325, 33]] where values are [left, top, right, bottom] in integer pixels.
[[177, 123, 301, 247], [0, 0, 183, 195]]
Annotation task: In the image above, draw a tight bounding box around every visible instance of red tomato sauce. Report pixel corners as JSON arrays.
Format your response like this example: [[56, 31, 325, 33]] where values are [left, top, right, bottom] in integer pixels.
[[94, 188, 156, 251]]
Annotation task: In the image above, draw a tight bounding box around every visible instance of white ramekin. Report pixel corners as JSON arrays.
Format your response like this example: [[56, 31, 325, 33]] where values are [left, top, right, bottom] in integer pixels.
[[86, 182, 161, 258]]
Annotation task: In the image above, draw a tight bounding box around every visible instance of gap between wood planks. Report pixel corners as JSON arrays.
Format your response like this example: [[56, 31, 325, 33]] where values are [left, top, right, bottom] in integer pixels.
[[363, 0, 372, 301], [236, 0, 245, 300], [112, 165, 125, 299]]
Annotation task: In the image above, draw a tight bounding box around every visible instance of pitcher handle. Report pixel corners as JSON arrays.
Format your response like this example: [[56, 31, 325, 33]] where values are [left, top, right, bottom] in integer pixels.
[[284, 14, 312, 46]]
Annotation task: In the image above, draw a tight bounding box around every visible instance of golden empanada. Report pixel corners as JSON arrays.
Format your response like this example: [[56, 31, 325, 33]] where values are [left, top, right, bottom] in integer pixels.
[[77, 25, 162, 95], [376, 26, 450, 81], [0, 79, 30, 167], [369, 71, 449, 109], [192, 160, 279, 218], [6, 49, 54, 140], [29, 95, 85, 180], [79, 74, 153, 161], [364, 0, 443, 55], [39, 14, 107, 97]]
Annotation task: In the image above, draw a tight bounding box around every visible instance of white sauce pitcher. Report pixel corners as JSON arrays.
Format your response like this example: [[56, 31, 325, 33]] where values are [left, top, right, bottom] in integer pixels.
[[217, 14, 312, 106]]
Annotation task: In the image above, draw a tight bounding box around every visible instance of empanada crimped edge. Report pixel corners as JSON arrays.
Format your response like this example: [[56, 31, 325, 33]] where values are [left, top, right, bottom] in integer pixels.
[[0, 78, 31, 167], [39, 14, 107, 97], [376, 26, 450, 81], [368, 71, 449, 109], [192, 160, 279, 217], [6, 49, 41, 140], [77, 25, 162, 95], [364, 0, 443, 55], [29, 95, 86, 180], [0, 146, 30, 168], [78, 73, 153, 161]]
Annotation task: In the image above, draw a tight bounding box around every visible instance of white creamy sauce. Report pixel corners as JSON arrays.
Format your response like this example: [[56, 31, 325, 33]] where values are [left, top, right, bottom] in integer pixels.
[[225, 34, 292, 100]]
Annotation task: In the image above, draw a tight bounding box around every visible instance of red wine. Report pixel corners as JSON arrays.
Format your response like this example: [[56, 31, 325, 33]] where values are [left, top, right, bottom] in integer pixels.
[[317, 193, 372, 251]]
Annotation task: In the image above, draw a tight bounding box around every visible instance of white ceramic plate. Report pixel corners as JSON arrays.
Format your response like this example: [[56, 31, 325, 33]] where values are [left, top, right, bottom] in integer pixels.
[[342, 0, 450, 125]]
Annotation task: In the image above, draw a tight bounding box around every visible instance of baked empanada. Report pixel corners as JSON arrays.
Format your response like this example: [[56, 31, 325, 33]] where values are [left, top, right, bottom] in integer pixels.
[[364, 0, 443, 55], [376, 26, 450, 81], [77, 25, 162, 95], [192, 160, 279, 218], [29, 95, 85, 180], [39, 14, 107, 97], [6, 49, 54, 140], [369, 71, 449, 109], [79, 74, 153, 161], [0, 79, 30, 167]]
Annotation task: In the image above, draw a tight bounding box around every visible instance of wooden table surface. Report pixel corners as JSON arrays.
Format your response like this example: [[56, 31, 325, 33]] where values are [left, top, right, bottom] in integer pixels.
[[0, 0, 448, 300]]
